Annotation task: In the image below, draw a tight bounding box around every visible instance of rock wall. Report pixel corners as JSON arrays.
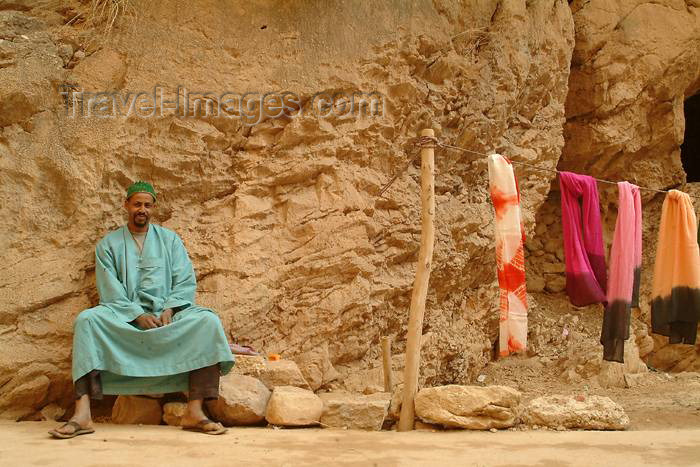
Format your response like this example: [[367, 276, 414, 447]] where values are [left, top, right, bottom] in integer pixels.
[[558, 0, 700, 371], [0, 0, 698, 420], [564, 0, 700, 186], [0, 0, 576, 418]]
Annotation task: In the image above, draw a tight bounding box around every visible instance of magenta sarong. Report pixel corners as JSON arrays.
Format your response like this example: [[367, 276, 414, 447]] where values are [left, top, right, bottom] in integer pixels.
[[559, 172, 607, 307]]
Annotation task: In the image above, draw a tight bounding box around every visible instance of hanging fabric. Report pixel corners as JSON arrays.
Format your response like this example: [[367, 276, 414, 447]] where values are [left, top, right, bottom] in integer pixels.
[[559, 172, 607, 307], [601, 182, 642, 362], [488, 154, 528, 357], [651, 190, 700, 344]]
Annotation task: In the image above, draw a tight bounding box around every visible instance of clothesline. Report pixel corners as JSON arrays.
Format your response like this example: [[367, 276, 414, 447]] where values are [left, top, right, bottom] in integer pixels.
[[377, 135, 699, 199]]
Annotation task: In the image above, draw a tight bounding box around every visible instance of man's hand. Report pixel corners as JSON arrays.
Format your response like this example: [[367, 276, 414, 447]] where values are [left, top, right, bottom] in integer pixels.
[[133, 313, 162, 330], [161, 308, 174, 326]]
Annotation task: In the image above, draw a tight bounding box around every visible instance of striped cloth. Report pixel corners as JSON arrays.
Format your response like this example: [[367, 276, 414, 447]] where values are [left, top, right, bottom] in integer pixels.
[[488, 154, 528, 357]]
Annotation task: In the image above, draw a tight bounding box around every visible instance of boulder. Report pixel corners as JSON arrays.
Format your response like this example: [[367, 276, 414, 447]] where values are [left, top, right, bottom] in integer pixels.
[[319, 392, 390, 430], [259, 360, 310, 390], [414, 385, 521, 430], [162, 402, 187, 426], [295, 344, 340, 391], [111, 396, 162, 425], [265, 386, 322, 427], [206, 374, 271, 426], [523, 395, 629, 430]]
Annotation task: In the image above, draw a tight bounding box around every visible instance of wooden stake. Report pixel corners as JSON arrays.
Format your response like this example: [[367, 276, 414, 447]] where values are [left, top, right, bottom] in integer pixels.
[[397, 128, 436, 432], [381, 336, 393, 392]]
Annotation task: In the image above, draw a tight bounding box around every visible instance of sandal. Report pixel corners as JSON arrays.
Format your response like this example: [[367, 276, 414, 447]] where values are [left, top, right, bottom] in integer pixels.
[[48, 421, 95, 439], [182, 418, 227, 435]]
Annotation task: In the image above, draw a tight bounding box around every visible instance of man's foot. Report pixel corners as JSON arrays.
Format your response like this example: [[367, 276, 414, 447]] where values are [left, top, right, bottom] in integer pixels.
[[181, 418, 227, 435], [48, 420, 95, 439]]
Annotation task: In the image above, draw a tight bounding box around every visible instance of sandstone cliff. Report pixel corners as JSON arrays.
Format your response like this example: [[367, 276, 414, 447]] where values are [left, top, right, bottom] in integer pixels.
[[0, 0, 698, 419]]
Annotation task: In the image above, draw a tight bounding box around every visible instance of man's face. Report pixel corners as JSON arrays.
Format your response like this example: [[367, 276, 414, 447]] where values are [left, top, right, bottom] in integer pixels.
[[124, 192, 155, 228]]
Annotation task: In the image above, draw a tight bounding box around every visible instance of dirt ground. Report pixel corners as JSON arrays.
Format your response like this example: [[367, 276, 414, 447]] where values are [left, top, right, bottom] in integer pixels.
[[0, 421, 698, 467], [3, 367, 700, 466]]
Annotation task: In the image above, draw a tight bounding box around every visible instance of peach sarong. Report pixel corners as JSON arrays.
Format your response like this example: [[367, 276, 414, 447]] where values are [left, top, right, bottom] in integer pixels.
[[651, 190, 700, 344]]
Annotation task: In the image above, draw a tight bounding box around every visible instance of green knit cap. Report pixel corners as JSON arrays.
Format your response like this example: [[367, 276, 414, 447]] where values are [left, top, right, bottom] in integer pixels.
[[126, 181, 156, 202]]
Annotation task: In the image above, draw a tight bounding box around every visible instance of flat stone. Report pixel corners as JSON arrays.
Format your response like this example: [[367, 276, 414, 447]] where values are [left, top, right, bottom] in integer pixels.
[[231, 355, 266, 378], [207, 374, 271, 426], [259, 360, 310, 390], [523, 395, 629, 430], [319, 392, 390, 430], [415, 385, 521, 430], [111, 396, 162, 425], [265, 386, 322, 427]]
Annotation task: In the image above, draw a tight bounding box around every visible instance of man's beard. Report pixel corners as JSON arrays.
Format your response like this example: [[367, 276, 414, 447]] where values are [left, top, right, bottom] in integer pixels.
[[134, 214, 149, 227]]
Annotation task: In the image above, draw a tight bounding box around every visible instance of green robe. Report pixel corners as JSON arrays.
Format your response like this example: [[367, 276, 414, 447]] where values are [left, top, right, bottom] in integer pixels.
[[72, 224, 234, 395]]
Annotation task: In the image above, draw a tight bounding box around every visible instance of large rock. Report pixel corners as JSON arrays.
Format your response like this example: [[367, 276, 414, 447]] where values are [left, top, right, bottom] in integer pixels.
[[162, 402, 187, 426], [319, 392, 390, 430], [265, 386, 322, 427], [111, 396, 162, 425], [207, 374, 271, 426], [414, 385, 521, 430], [259, 360, 310, 390], [524, 395, 629, 430], [295, 344, 340, 391]]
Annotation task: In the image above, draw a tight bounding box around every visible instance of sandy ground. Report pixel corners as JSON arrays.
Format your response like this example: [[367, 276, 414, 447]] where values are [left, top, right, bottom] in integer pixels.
[[1, 421, 699, 467]]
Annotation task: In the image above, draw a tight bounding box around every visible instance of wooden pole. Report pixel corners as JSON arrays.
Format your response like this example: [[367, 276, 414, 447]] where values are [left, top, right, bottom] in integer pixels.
[[397, 128, 435, 432], [381, 336, 393, 392]]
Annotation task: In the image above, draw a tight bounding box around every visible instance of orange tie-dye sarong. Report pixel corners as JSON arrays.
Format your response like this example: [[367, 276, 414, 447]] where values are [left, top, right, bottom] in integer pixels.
[[488, 154, 528, 357]]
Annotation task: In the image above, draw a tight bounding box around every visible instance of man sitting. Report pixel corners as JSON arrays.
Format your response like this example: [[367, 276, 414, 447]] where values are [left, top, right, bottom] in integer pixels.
[[50, 181, 235, 438]]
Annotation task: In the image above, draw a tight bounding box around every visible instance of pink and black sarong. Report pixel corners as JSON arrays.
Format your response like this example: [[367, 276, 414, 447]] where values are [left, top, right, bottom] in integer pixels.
[[601, 182, 641, 362]]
